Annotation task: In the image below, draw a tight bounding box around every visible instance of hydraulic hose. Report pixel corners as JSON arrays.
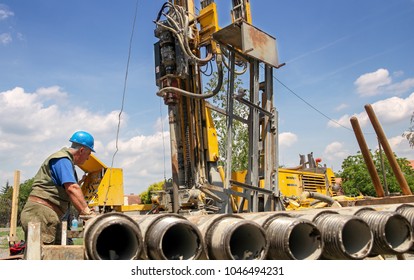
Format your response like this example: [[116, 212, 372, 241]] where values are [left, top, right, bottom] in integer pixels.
[[300, 191, 335, 206], [157, 58, 224, 100]]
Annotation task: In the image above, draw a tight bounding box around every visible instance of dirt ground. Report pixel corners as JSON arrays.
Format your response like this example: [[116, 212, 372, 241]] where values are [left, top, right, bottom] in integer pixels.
[[0, 228, 22, 259], [0, 235, 11, 259], [0, 248, 9, 259]]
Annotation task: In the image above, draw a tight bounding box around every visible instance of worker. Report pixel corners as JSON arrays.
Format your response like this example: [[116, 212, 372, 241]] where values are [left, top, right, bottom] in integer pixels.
[[20, 131, 97, 245]]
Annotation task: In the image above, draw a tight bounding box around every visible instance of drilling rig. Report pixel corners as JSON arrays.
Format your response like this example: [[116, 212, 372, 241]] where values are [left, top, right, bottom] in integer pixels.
[[22, 0, 414, 261], [153, 0, 285, 214]]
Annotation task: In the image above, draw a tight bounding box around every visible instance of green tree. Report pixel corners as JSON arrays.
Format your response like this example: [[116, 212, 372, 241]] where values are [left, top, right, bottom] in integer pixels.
[[338, 150, 414, 197], [0, 178, 33, 227], [205, 69, 249, 171], [403, 111, 414, 148], [139, 181, 164, 204], [0, 181, 12, 227]]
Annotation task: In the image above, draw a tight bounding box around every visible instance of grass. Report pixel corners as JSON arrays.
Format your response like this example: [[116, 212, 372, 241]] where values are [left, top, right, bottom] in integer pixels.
[[0, 227, 25, 249], [72, 238, 84, 245], [1, 227, 84, 247]]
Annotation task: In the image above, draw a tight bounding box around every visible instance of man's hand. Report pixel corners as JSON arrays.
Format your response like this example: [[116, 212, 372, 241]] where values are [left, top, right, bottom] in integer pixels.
[[78, 174, 88, 185], [80, 206, 97, 220]]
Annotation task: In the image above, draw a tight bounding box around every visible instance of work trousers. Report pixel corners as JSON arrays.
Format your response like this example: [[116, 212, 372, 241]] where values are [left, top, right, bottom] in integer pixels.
[[20, 200, 62, 245]]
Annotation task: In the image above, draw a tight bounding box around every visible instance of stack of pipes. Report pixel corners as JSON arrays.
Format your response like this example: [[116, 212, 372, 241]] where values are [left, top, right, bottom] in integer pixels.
[[82, 203, 414, 260]]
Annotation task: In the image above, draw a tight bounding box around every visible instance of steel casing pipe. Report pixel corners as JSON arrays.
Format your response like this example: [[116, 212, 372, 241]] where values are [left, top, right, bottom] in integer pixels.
[[298, 210, 373, 259], [84, 212, 143, 260], [395, 204, 414, 253], [187, 214, 268, 260], [132, 213, 203, 260], [355, 208, 413, 255], [241, 212, 322, 260]]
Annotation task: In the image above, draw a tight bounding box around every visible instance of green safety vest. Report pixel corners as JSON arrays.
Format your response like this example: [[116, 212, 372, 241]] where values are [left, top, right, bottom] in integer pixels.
[[29, 147, 77, 214]]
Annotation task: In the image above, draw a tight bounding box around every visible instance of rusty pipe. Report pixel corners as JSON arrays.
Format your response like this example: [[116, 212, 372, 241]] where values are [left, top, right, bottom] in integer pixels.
[[365, 104, 412, 195], [355, 208, 413, 255], [132, 213, 203, 260], [298, 210, 373, 259], [350, 116, 385, 197], [187, 214, 268, 260], [83, 212, 143, 260], [241, 212, 322, 260]]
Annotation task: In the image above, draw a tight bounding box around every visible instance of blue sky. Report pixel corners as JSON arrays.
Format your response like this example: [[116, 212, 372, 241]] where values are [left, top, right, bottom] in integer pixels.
[[1, 0, 414, 195]]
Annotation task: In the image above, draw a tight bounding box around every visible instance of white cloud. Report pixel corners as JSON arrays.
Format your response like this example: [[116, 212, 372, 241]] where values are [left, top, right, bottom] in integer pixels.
[[386, 78, 414, 95], [369, 94, 414, 124], [354, 68, 414, 97], [106, 132, 171, 190], [335, 103, 348, 111], [388, 135, 413, 160], [328, 92, 414, 128], [279, 132, 298, 147], [0, 87, 169, 194], [354, 68, 391, 97], [0, 5, 14, 20], [323, 141, 349, 161], [328, 113, 359, 129], [0, 32, 12, 45], [36, 86, 68, 101]]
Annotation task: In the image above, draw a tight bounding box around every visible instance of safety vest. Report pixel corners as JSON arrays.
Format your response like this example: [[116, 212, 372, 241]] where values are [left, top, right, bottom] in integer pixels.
[[29, 147, 77, 214]]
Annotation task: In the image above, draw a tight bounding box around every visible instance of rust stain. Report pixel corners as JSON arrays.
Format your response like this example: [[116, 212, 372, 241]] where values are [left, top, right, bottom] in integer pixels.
[[249, 27, 267, 47], [248, 26, 267, 60]]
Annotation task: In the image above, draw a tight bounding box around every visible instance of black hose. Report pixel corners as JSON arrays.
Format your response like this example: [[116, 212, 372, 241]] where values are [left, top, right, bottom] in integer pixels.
[[157, 58, 224, 99]]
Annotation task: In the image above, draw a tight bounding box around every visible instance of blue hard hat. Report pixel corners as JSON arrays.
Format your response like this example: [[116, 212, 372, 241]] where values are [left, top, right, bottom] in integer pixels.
[[69, 131, 96, 152]]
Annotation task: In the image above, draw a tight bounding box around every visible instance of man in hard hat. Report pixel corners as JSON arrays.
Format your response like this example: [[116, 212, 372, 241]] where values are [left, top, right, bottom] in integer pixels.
[[20, 131, 97, 245]]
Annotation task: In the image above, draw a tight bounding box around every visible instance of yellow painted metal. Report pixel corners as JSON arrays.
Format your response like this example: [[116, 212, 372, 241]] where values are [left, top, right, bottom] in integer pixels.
[[278, 169, 303, 197], [245, 1, 252, 24], [278, 167, 335, 197], [79, 154, 124, 208], [204, 106, 219, 162], [230, 170, 248, 210], [231, 0, 252, 24], [120, 204, 154, 212], [229, 167, 337, 211], [82, 168, 124, 207], [198, 2, 220, 52], [78, 153, 107, 172]]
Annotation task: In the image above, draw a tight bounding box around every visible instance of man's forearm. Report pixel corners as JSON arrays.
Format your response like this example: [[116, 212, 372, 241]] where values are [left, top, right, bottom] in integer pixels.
[[65, 183, 90, 213]]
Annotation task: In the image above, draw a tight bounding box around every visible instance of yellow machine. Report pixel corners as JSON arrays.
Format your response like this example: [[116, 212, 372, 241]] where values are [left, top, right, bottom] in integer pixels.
[[79, 0, 340, 214], [79, 154, 152, 212], [153, 0, 285, 214], [78, 154, 124, 210]]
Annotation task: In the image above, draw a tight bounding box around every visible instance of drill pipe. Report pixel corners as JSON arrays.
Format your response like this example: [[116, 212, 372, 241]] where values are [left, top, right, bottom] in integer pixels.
[[395, 204, 414, 253], [354, 208, 413, 255], [131, 213, 203, 260], [314, 203, 414, 254], [298, 210, 373, 259], [241, 212, 322, 260], [83, 212, 143, 260], [187, 214, 268, 260]]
